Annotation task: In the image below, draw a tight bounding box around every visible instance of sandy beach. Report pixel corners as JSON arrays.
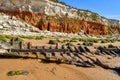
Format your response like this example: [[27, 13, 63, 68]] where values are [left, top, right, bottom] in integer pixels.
[[0, 37, 120, 80], [0, 59, 120, 80]]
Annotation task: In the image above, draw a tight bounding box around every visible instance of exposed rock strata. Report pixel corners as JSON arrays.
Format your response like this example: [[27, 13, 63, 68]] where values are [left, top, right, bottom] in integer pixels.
[[0, 0, 120, 35], [0, 0, 120, 27], [0, 9, 109, 35], [0, 13, 89, 38], [0, 0, 109, 25]]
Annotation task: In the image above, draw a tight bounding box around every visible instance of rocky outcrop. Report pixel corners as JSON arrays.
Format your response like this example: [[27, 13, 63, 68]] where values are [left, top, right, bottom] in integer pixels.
[[0, 9, 109, 35]]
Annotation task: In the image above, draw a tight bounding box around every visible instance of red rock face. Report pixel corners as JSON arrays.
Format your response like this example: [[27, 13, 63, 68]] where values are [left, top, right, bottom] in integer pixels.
[[0, 9, 109, 35], [82, 20, 109, 35]]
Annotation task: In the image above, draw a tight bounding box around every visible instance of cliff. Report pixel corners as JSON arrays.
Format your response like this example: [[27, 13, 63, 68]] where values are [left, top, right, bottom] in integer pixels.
[[0, 9, 108, 35], [0, 0, 119, 35], [0, 0, 109, 25]]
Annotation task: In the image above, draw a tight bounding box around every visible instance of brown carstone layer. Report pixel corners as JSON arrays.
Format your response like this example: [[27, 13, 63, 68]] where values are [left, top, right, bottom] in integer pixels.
[[0, 9, 110, 35]]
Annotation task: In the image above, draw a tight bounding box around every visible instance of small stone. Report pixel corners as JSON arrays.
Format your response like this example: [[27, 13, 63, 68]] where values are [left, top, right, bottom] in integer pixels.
[[11, 16, 16, 20], [0, 20, 3, 24], [2, 23, 11, 28], [21, 71, 29, 75], [0, 25, 3, 29], [37, 59, 42, 62]]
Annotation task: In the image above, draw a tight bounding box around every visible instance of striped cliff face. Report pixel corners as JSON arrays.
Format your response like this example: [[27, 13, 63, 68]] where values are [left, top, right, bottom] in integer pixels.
[[0, 0, 109, 25], [0, 9, 109, 35], [0, 0, 120, 27], [0, 0, 119, 35]]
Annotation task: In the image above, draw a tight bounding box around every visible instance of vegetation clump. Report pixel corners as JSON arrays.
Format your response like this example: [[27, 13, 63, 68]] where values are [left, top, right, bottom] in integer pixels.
[[91, 13, 99, 21], [7, 70, 29, 76], [19, 35, 45, 40], [83, 42, 93, 46], [51, 0, 66, 5], [62, 39, 70, 43], [0, 35, 13, 42], [62, 38, 117, 44], [70, 38, 79, 42], [100, 39, 116, 43], [35, 36, 45, 40], [19, 36, 35, 39], [79, 38, 99, 43], [5, 35, 13, 39], [0, 35, 46, 42], [0, 35, 7, 42]]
